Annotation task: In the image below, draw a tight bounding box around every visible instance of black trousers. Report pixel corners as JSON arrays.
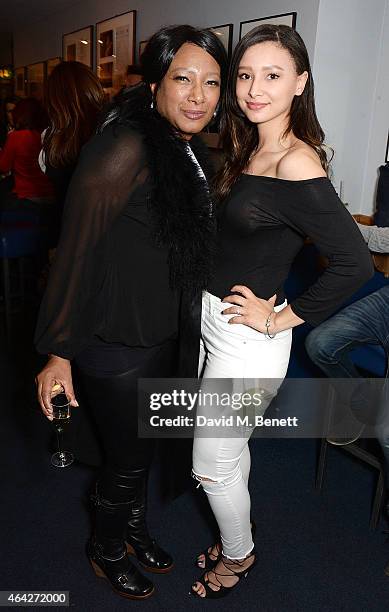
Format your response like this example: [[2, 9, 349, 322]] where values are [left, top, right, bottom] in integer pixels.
[[76, 339, 177, 503]]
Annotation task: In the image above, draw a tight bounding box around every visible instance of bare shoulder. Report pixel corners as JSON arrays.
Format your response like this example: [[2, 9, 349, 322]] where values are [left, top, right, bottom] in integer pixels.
[[276, 141, 327, 181]]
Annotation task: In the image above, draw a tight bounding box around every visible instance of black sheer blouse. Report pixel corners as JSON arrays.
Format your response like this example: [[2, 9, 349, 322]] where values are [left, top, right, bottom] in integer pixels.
[[35, 125, 180, 359]]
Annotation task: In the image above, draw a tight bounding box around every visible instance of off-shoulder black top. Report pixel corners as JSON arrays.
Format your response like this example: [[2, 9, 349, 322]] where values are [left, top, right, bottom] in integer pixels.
[[208, 174, 373, 326]]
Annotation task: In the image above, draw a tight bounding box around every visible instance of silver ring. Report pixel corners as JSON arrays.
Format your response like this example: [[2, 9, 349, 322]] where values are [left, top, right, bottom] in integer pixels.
[[236, 306, 241, 315]]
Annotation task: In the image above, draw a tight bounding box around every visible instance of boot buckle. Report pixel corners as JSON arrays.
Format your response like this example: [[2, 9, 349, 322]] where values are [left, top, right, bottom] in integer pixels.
[[118, 574, 128, 586]]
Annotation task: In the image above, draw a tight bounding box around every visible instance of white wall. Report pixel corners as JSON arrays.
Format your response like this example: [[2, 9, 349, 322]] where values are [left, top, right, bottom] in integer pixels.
[[360, 0, 389, 214], [13, 0, 320, 66], [313, 0, 389, 214]]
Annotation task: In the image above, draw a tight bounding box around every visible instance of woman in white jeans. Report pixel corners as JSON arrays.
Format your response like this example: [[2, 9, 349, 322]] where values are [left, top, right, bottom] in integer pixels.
[[193, 293, 291, 555], [191, 24, 373, 599]]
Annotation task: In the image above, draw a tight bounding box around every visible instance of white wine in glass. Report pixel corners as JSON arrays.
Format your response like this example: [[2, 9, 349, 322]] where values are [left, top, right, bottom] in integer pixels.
[[50, 393, 74, 468]]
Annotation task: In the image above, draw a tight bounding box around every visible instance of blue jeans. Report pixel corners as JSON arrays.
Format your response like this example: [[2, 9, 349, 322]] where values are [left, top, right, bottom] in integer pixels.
[[305, 286, 389, 482]]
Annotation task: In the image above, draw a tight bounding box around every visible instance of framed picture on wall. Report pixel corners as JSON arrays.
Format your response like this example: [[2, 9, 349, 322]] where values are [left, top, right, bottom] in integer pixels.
[[26, 62, 45, 99], [96, 10, 136, 96], [239, 12, 297, 39], [14, 66, 26, 97], [46, 57, 61, 77], [138, 40, 148, 59], [63, 26, 93, 67], [209, 23, 233, 58]]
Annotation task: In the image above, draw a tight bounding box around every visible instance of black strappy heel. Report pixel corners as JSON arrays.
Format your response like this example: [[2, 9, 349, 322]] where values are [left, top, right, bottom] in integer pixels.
[[192, 549, 257, 599], [196, 520, 256, 570], [196, 542, 222, 571]]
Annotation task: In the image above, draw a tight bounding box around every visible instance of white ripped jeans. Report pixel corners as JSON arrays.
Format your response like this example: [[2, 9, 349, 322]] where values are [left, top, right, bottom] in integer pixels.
[[192, 291, 292, 560]]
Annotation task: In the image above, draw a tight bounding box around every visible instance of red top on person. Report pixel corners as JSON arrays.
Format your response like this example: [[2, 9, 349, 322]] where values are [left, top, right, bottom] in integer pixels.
[[0, 98, 54, 200], [0, 129, 54, 199]]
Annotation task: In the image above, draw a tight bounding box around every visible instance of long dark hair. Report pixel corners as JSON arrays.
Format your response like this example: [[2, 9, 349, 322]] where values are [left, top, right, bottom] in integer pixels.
[[216, 25, 330, 200], [0, 96, 19, 126], [0, 96, 19, 146], [43, 61, 105, 167], [13, 98, 47, 131], [100, 24, 228, 130]]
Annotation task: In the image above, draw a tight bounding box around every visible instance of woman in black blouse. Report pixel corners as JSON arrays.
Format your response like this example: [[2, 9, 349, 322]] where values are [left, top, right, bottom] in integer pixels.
[[191, 25, 373, 598], [35, 25, 227, 600]]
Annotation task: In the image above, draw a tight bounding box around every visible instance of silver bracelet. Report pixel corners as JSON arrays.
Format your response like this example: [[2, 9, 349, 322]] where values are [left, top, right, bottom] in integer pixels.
[[265, 312, 276, 339]]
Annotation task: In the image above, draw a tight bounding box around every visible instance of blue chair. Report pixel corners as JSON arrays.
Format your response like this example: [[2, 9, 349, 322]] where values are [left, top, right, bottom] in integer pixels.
[[0, 209, 41, 226], [316, 344, 388, 529], [0, 221, 46, 338], [284, 242, 389, 527]]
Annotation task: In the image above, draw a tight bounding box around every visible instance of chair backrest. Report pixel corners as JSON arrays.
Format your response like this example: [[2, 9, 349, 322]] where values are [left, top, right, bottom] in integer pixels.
[[0, 225, 43, 258], [0, 209, 41, 227]]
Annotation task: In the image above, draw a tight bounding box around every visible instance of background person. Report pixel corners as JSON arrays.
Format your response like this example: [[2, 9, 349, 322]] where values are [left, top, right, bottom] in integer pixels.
[[305, 222, 389, 572], [0, 98, 53, 213], [114, 65, 144, 102], [0, 95, 19, 197], [124, 64, 143, 87], [39, 61, 105, 248], [0, 95, 19, 147]]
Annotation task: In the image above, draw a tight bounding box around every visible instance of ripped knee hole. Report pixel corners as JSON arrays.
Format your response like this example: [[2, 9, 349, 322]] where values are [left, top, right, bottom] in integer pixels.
[[191, 470, 217, 486]]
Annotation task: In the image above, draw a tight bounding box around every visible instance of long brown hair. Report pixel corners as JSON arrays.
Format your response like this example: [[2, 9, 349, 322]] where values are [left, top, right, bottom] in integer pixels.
[[43, 61, 105, 167], [216, 25, 331, 200]]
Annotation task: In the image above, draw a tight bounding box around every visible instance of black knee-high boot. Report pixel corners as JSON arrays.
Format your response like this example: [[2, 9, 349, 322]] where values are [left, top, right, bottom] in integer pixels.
[[124, 468, 173, 573], [78, 339, 177, 593], [88, 485, 154, 600]]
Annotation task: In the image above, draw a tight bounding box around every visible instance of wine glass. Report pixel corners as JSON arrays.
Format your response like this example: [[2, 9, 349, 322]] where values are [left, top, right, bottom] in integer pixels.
[[50, 392, 74, 468]]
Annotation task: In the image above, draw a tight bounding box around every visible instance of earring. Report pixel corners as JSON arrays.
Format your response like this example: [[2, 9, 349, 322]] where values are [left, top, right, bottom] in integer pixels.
[[150, 99, 154, 110], [213, 110, 217, 118]]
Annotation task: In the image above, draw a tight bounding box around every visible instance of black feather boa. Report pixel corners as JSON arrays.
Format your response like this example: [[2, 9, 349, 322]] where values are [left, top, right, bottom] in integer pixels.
[[122, 111, 215, 295]]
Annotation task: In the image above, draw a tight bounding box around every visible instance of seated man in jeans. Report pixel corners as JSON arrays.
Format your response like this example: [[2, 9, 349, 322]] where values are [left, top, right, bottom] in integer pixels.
[[305, 222, 389, 572]]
